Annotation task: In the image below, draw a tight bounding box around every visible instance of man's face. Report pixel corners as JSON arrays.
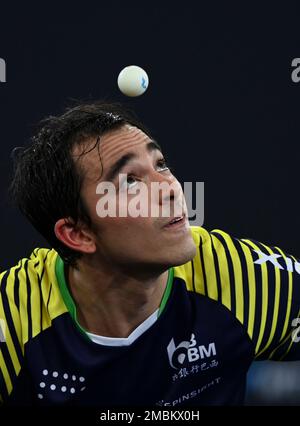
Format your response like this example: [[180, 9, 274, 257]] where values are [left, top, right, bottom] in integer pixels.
[[76, 125, 196, 270]]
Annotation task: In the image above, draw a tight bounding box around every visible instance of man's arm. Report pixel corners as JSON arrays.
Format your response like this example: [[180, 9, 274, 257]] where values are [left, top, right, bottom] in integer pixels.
[[0, 266, 24, 403], [210, 229, 300, 361]]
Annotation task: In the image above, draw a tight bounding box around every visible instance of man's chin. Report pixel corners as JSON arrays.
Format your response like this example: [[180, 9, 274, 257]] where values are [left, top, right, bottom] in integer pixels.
[[167, 240, 197, 268]]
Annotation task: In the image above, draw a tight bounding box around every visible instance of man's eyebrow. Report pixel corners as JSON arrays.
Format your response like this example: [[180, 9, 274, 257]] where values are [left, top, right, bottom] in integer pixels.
[[104, 140, 162, 183], [146, 140, 162, 153], [105, 153, 135, 183]]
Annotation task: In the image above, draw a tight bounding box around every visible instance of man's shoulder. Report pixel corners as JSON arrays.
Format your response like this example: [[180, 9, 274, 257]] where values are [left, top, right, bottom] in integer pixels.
[[189, 225, 233, 244], [1, 247, 58, 285], [0, 247, 60, 308], [0, 248, 67, 343], [173, 226, 241, 295]]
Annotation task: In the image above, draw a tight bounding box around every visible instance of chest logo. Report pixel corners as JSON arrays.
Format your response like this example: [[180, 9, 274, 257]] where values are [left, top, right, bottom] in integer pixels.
[[167, 333, 217, 369]]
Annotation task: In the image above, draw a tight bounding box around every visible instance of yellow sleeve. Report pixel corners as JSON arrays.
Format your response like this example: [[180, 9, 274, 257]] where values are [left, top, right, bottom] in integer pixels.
[[209, 229, 300, 360], [0, 263, 24, 402]]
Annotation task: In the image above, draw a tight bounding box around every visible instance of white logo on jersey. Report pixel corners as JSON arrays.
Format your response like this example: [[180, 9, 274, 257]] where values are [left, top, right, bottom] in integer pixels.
[[254, 250, 300, 273], [167, 333, 217, 369]]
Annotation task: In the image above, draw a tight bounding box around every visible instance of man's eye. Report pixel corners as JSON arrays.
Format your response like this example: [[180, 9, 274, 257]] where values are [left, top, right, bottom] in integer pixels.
[[156, 159, 169, 171], [122, 175, 137, 189]]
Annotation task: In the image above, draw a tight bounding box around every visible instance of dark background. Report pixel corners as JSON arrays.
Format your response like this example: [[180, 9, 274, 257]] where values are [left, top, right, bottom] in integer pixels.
[[1, 1, 300, 404]]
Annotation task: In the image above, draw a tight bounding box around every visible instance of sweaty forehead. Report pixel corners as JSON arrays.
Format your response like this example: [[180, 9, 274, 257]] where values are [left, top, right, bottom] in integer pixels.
[[74, 125, 153, 184], [100, 125, 150, 164]]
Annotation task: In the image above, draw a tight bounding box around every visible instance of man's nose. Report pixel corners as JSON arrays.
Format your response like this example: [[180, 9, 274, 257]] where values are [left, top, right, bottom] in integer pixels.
[[152, 173, 182, 206], [159, 183, 175, 205]]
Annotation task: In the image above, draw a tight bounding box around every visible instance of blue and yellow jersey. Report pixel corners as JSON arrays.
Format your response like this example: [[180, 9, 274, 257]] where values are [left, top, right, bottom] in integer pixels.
[[1, 226, 300, 406]]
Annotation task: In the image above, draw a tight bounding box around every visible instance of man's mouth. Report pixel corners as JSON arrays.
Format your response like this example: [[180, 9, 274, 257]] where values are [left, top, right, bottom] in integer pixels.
[[163, 214, 186, 229]]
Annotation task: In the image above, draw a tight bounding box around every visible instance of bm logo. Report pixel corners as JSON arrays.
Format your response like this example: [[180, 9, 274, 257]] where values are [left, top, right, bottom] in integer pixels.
[[0, 58, 6, 83], [167, 333, 217, 369]]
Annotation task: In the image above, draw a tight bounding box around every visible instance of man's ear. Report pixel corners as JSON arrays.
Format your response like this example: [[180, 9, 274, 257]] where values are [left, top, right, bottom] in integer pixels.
[[54, 218, 96, 254]]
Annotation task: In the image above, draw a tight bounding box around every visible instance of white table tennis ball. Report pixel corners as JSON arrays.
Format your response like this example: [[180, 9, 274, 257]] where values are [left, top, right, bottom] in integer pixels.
[[117, 65, 149, 97]]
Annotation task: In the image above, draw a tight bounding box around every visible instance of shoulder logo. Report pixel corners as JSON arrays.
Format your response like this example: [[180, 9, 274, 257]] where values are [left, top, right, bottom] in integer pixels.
[[253, 249, 300, 273]]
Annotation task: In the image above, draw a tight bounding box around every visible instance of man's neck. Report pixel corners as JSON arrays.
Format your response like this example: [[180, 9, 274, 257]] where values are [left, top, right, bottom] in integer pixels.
[[67, 259, 169, 338]]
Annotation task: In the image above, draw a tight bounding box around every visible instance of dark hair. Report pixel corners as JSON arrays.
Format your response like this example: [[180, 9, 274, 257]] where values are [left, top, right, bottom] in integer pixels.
[[10, 100, 152, 266]]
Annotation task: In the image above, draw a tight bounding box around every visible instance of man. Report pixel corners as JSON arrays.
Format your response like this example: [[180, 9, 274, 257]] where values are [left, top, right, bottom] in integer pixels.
[[1, 101, 300, 406]]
